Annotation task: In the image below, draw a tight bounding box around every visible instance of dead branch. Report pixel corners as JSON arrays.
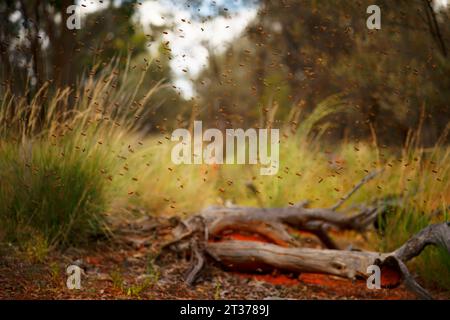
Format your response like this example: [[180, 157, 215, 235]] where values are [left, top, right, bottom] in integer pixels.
[[159, 214, 449, 299], [180, 170, 382, 250], [184, 204, 378, 249], [331, 169, 383, 211], [205, 222, 450, 299], [184, 237, 206, 286], [393, 222, 450, 261]]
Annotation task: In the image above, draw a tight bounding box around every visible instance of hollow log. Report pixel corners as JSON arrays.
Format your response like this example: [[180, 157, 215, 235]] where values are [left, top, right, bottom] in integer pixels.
[[163, 217, 449, 299], [206, 240, 387, 279], [205, 223, 450, 299]]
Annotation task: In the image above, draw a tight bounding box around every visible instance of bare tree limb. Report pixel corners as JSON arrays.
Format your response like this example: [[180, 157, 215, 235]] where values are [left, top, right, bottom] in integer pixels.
[[393, 222, 450, 261], [184, 237, 206, 286], [331, 169, 383, 211], [422, 0, 448, 57]]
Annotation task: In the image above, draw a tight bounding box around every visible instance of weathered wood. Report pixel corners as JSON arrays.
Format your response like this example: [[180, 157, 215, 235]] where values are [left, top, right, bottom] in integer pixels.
[[198, 205, 378, 232], [159, 171, 449, 299], [204, 223, 450, 299], [178, 171, 382, 249], [206, 240, 386, 279], [330, 169, 383, 211], [185, 238, 206, 286], [164, 220, 449, 298], [183, 204, 378, 249], [393, 222, 450, 261]]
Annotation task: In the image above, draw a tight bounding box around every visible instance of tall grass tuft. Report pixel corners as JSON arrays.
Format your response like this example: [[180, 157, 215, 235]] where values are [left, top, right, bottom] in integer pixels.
[[0, 141, 108, 247], [0, 60, 163, 248]]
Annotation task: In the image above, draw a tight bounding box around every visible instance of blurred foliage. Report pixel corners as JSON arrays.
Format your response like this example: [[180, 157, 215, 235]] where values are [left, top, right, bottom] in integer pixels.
[[193, 0, 450, 146], [1, 0, 448, 144], [0, 0, 186, 132]]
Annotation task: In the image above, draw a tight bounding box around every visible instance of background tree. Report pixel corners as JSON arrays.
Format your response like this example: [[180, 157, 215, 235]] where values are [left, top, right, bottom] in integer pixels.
[[0, 0, 185, 131], [192, 0, 450, 146]]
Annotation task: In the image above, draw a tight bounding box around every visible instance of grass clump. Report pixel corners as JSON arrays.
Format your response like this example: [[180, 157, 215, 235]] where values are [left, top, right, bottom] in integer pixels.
[[0, 61, 162, 249], [0, 140, 109, 247]]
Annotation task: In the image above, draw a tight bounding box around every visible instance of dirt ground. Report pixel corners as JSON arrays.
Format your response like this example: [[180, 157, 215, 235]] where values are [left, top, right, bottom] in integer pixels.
[[0, 216, 448, 300]]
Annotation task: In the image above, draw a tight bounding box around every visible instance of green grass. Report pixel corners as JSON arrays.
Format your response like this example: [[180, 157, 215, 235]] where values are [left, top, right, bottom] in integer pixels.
[[378, 206, 450, 290], [0, 61, 163, 250], [0, 140, 109, 247]]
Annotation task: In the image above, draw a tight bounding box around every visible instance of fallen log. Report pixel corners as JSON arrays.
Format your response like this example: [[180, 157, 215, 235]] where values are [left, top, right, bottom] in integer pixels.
[[156, 171, 449, 299], [205, 223, 449, 299], [160, 216, 449, 299], [190, 204, 378, 248], [206, 240, 387, 279], [174, 171, 383, 249]]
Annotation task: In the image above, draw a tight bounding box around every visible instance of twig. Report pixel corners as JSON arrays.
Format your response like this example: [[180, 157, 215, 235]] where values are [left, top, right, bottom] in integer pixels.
[[311, 226, 340, 249], [155, 216, 207, 263], [184, 238, 205, 286], [245, 181, 265, 208], [331, 169, 383, 211], [154, 229, 194, 263], [393, 257, 433, 300], [423, 0, 447, 57]]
